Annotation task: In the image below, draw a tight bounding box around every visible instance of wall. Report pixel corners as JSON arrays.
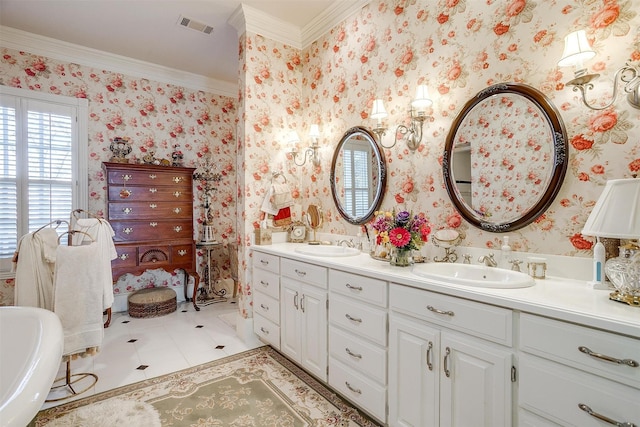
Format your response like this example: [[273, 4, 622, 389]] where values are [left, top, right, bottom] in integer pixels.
[[0, 47, 238, 306]]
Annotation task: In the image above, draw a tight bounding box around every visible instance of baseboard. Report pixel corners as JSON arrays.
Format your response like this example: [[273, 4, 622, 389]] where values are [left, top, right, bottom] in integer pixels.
[[235, 314, 262, 347]]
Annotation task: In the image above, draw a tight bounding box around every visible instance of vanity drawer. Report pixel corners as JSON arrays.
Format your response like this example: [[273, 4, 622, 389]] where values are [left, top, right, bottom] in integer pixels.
[[252, 269, 280, 300], [329, 357, 386, 422], [253, 292, 279, 325], [330, 293, 387, 346], [390, 283, 512, 346], [519, 354, 640, 427], [520, 313, 640, 388], [329, 326, 387, 384], [281, 258, 327, 289], [253, 314, 280, 349], [253, 251, 279, 274], [329, 270, 387, 308]]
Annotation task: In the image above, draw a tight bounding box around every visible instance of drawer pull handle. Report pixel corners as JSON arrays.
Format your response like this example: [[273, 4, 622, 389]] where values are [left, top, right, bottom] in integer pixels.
[[123, 227, 133, 234], [345, 348, 362, 359], [173, 207, 182, 214], [122, 174, 131, 181], [178, 249, 187, 256], [345, 381, 362, 395], [173, 176, 184, 183], [174, 226, 182, 233], [173, 191, 182, 198], [443, 346, 451, 377], [149, 174, 157, 179], [260, 280, 269, 287], [260, 304, 269, 311], [294, 269, 307, 277], [260, 260, 269, 266], [578, 403, 636, 427], [345, 283, 363, 291], [578, 346, 639, 368], [427, 305, 455, 316], [118, 253, 129, 261], [122, 207, 132, 214], [345, 313, 362, 323], [300, 295, 305, 313], [426, 341, 433, 371], [150, 222, 158, 227], [149, 187, 157, 193], [149, 203, 157, 209], [260, 327, 269, 335], [294, 291, 299, 310]]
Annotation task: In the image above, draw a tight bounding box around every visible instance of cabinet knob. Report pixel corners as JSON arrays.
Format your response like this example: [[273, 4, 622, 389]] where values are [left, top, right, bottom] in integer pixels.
[[149, 222, 158, 227], [443, 346, 451, 377], [172, 176, 183, 183], [122, 174, 131, 181], [149, 174, 157, 179], [122, 207, 132, 214], [260, 304, 269, 311], [427, 305, 455, 317], [578, 346, 639, 367], [173, 207, 182, 214], [578, 403, 636, 427], [345, 283, 363, 291], [345, 381, 362, 395], [118, 253, 129, 261], [345, 313, 362, 323], [174, 226, 183, 233], [260, 327, 269, 335], [123, 227, 133, 234], [149, 187, 158, 193], [173, 191, 182, 198], [178, 249, 187, 256], [149, 203, 157, 209], [345, 347, 362, 359]]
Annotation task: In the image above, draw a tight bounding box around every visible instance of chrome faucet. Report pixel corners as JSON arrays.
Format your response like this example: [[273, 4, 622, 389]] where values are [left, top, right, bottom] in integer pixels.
[[337, 239, 354, 248], [478, 253, 497, 267]]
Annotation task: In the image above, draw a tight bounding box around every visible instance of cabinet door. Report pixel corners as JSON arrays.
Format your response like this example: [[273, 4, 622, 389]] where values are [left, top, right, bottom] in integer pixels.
[[300, 284, 327, 381], [440, 332, 512, 427], [280, 280, 301, 361], [389, 314, 439, 427]]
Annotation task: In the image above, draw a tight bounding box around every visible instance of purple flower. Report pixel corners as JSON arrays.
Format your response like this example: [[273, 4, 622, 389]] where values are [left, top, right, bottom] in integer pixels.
[[396, 210, 410, 225]]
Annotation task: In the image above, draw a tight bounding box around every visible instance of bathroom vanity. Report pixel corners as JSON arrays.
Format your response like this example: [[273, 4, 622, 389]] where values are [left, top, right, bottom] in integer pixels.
[[251, 243, 640, 427]]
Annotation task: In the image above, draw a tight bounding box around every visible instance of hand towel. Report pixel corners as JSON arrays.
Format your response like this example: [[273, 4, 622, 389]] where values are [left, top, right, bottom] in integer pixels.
[[271, 182, 293, 209], [13, 229, 58, 310], [53, 243, 104, 356], [261, 186, 279, 215]]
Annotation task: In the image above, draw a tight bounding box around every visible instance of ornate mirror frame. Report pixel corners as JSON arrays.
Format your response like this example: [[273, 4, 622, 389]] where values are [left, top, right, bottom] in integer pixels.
[[443, 83, 568, 232], [330, 126, 387, 225]]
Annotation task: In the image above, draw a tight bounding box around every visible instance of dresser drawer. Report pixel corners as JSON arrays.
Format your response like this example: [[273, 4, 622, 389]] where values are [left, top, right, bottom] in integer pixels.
[[107, 168, 192, 188], [107, 185, 192, 202], [520, 354, 640, 427], [253, 251, 280, 274], [390, 283, 512, 346], [252, 269, 280, 299], [111, 245, 138, 268], [171, 244, 194, 266], [253, 315, 280, 349], [111, 219, 194, 242], [253, 292, 280, 324], [520, 313, 640, 388], [329, 326, 386, 384], [281, 258, 327, 289], [329, 270, 387, 307], [138, 245, 171, 267], [108, 201, 193, 220], [330, 293, 387, 346], [329, 357, 386, 422]]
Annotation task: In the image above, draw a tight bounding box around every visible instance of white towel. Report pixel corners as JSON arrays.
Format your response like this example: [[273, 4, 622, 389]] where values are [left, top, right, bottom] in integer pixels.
[[53, 243, 104, 356], [260, 182, 293, 215], [71, 218, 118, 310], [13, 229, 59, 310], [261, 186, 279, 215]]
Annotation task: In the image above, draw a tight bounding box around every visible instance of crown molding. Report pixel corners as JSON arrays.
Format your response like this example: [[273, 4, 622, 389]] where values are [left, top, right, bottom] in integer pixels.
[[0, 26, 237, 97], [301, 0, 370, 48]]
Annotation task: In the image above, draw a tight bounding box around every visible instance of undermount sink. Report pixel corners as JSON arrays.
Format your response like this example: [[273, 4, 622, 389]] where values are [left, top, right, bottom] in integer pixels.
[[412, 262, 535, 289], [295, 245, 361, 257]]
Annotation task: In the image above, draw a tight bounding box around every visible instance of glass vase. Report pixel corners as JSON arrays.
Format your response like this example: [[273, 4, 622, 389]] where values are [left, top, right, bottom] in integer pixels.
[[390, 247, 413, 267]]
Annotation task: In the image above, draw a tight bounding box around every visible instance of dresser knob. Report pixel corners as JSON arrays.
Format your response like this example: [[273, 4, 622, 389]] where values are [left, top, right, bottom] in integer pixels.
[[172, 176, 183, 183], [178, 249, 187, 256], [122, 207, 132, 214], [118, 253, 129, 261], [122, 174, 131, 181], [123, 227, 133, 234], [174, 226, 182, 233], [149, 187, 158, 193], [173, 207, 182, 214], [149, 174, 157, 179], [149, 222, 158, 227], [173, 191, 182, 198], [149, 203, 157, 209]]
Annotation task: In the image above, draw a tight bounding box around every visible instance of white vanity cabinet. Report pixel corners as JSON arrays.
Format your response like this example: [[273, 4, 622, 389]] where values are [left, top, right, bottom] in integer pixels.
[[252, 251, 281, 349], [280, 257, 328, 381], [389, 283, 514, 427], [518, 313, 640, 426], [328, 269, 388, 423]]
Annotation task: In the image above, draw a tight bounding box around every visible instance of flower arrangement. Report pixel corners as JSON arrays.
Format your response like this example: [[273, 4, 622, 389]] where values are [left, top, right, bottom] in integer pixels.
[[370, 209, 431, 251]]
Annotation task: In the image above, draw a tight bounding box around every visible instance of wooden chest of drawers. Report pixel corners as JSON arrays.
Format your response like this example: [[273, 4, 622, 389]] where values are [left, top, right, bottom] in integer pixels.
[[103, 162, 200, 310]]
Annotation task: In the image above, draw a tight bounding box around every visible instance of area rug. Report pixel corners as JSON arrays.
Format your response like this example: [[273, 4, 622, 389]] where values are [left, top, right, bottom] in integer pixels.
[[34, 346, 380, 426]]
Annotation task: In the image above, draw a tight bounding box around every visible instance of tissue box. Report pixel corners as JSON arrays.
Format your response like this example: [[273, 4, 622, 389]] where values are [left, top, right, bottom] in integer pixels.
[[254, 228, 272, 245]]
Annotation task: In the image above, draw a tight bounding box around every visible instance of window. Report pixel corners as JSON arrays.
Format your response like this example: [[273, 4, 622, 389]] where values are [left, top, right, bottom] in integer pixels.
[[342, 140, 372, 219], [0, 87, 88, 276]]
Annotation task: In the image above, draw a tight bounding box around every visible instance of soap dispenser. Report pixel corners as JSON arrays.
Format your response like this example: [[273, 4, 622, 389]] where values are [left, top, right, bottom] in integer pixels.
[[500, 236, 512, 269]]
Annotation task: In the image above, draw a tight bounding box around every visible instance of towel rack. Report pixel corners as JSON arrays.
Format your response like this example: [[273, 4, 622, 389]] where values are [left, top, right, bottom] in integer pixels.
[[71, 208, 103, 222], [57, 230, 95, 244], [33, 219, 69, 235]]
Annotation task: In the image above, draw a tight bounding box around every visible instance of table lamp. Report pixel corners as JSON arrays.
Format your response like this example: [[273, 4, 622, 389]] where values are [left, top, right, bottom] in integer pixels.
[[581, 178, 640, 306]]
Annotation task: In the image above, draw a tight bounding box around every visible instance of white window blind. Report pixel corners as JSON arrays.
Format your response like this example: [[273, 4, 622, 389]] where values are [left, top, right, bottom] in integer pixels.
[[0, 87, 88, 276], [342, 142, 372, 219]]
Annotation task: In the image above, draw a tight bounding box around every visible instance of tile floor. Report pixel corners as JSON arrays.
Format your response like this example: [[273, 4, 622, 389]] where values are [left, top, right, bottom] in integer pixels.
[[43, 299, 262, 409]]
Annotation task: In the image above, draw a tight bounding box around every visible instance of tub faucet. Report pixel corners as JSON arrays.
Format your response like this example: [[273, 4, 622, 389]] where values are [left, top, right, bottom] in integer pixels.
[[337, 239, 354, 248], [478, 253, 497, 267]]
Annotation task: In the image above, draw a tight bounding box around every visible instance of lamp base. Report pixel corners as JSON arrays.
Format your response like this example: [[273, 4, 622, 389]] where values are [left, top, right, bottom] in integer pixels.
[[609, 290, 640, 307]]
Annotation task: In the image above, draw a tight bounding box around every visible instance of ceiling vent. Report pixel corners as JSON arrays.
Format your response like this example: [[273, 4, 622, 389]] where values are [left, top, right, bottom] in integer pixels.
[[178, 15, 214, 35]]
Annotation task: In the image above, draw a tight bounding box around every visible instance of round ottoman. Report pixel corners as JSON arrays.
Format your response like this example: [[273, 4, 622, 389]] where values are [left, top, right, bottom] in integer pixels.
[[128, 287, 177, 318]]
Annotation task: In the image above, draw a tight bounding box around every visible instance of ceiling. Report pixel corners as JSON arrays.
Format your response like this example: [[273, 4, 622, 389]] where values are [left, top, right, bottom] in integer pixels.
[[0, 0, 353, 87]]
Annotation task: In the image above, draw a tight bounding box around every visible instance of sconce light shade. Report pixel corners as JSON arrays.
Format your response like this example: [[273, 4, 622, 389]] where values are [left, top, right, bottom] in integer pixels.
[[287, 131, 301, 146], [411, 85, 433, 111], [370, 99, 388, 120], [309, 124, 320, 140], [558, 30, 596, 68], [582, 178, 640, 239]]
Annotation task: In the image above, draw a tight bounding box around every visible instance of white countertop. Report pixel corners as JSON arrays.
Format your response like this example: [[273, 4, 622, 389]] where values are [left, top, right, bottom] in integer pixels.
[[252, 243, 640, 339]]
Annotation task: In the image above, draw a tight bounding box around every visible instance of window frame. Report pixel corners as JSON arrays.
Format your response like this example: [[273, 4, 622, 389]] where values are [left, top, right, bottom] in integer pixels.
[[0, 86, 88, 278]]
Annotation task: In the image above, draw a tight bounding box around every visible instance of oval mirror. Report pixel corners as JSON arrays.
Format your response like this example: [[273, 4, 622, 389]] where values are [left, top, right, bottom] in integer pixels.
[[331, 126, 387, 225], [443, 83, 568, 232]]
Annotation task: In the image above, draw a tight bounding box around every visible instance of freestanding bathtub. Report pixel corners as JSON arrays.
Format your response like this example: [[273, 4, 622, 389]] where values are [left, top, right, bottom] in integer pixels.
[[0, 306, 63, 427]]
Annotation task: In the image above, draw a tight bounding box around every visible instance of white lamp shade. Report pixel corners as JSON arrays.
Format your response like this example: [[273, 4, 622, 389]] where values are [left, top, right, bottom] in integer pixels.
[[558, 30, 596, 68], [287, 131, 301, 145], [308, 124, 320, 139], [411, 85, 433, 110], [582, 179, 640, 239], [370, 99, 388, 120]]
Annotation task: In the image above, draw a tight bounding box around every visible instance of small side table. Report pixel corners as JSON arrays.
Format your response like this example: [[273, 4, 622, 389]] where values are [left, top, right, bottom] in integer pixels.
[[195, 242, 227, 308]]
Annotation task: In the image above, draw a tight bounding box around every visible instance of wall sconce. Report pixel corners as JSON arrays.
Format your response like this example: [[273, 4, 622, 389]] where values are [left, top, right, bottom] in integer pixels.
[[558, 29, 640, 110], [288, 125, 321, 166], [370, 86, 432, 151]]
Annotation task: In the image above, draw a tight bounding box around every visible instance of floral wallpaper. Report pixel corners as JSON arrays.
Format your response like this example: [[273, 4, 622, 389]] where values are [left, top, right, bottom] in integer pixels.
[[0, 49, 238, 306], [3, 0, 640, 320]]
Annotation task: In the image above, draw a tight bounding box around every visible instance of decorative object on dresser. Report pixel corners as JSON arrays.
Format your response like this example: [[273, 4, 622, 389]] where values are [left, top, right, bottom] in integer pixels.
[[108, 136, 132, 163], [103, 162, 200, 311]]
